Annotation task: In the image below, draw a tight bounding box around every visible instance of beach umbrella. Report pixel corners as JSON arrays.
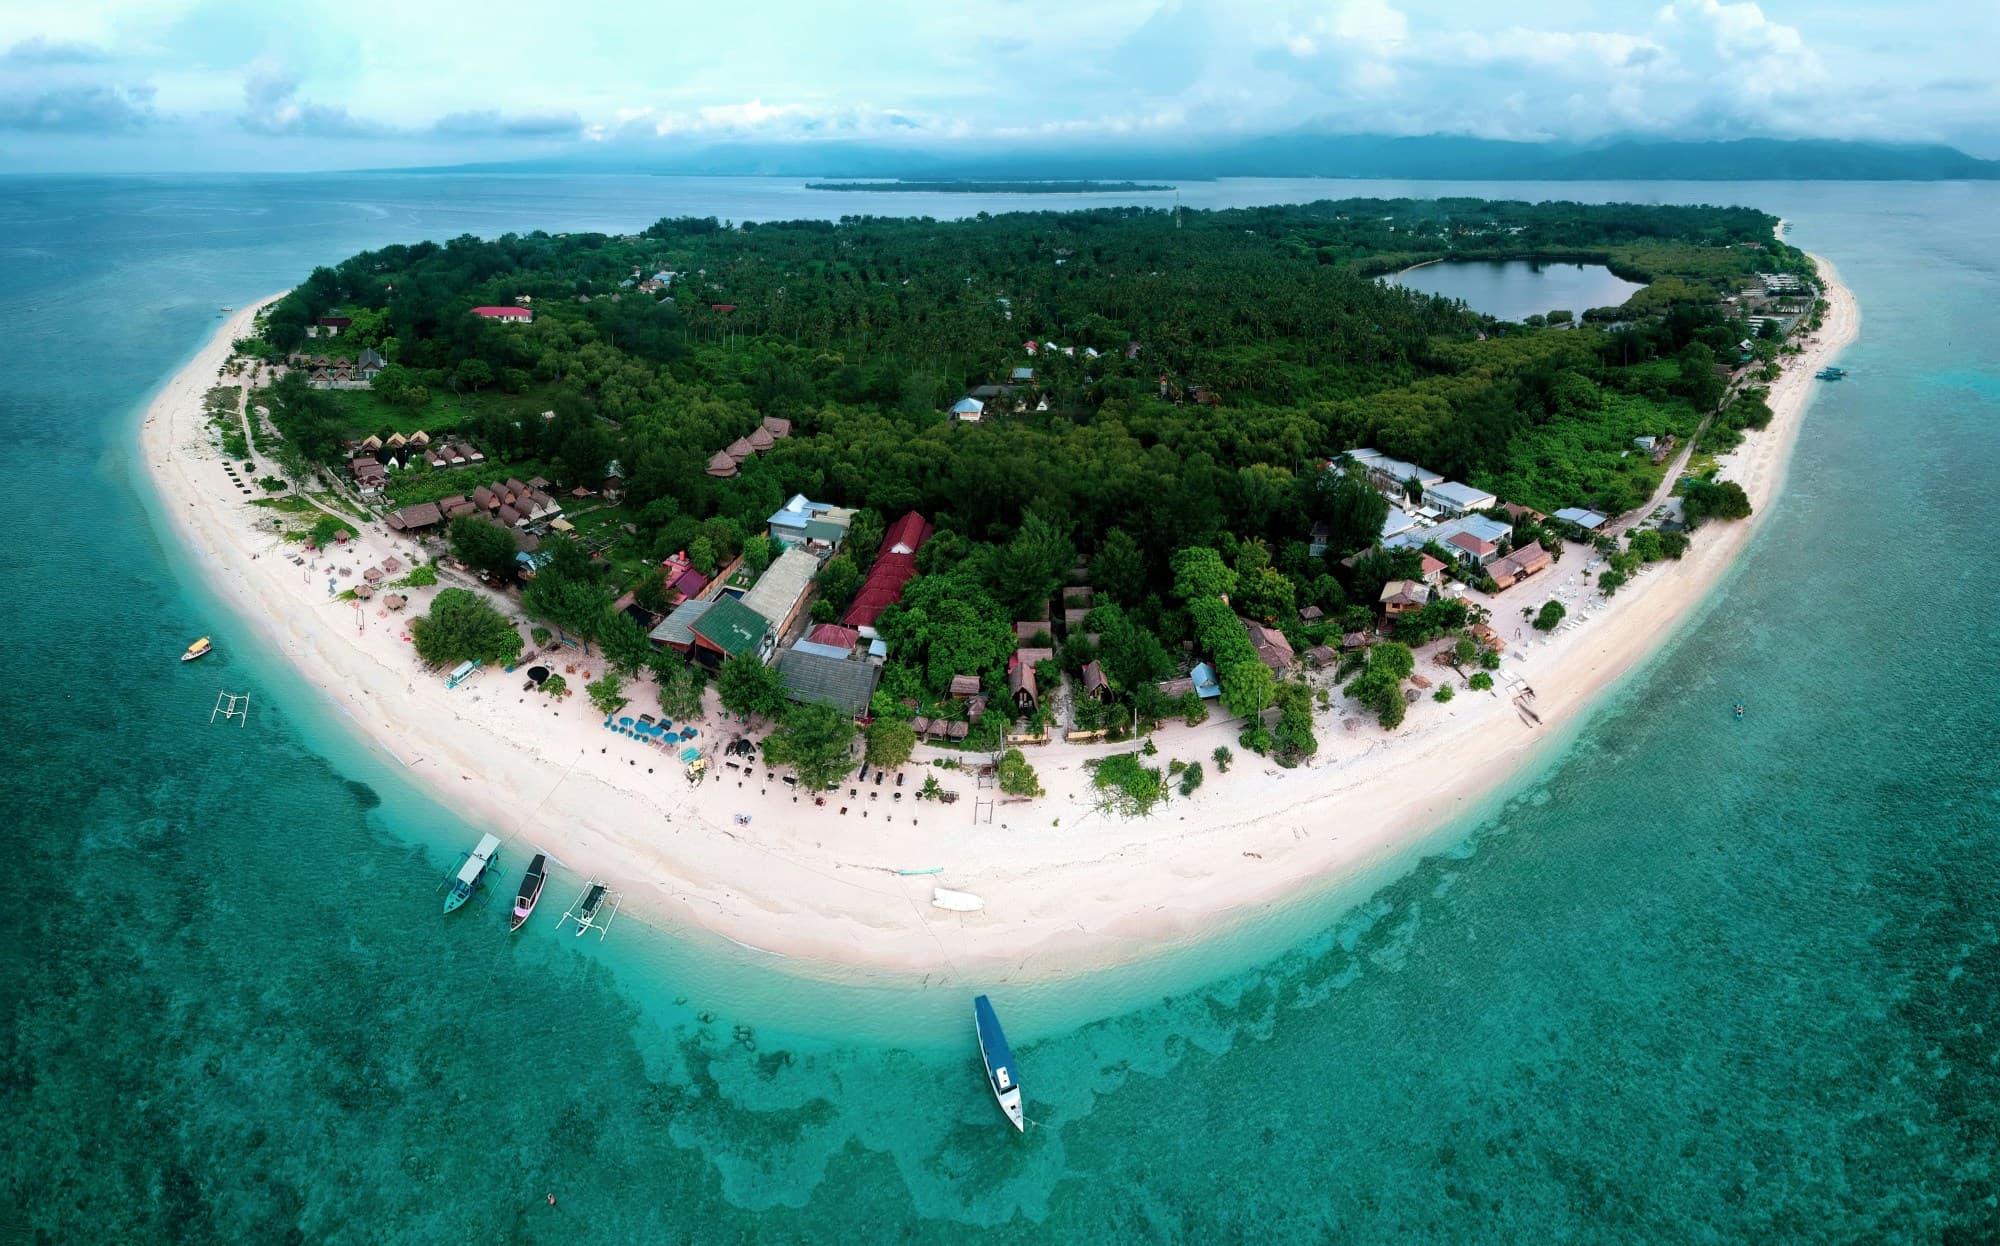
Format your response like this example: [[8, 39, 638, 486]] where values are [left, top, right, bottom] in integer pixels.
[[384, 593, 407, 611], [363, 566, 384, 583], [381, 556, 404, 574], [354, 583, 375, 599]]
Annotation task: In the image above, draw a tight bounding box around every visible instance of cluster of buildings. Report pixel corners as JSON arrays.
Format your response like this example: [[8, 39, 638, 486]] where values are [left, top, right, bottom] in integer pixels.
[[288, 347, 386, 390], [384, 476, 563, 537], [703, 415, 792, 477], [1337, 449, 1556, 594], [644, 494, 935, 720], [345, 431, 485, 494]]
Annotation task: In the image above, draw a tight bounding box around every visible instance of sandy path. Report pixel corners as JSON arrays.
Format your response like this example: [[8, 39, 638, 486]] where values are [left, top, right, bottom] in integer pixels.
[[139, 256, 1857, 982]]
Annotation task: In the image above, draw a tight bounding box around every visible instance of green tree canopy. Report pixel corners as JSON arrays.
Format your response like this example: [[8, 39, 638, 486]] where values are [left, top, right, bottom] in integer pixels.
[[863, 718, 917, 770], [648, 653, 706, 720], [448, 515, 518, 579], [587, 671, 629, 715], [410, 588, 523, 668], [1171, 546, 1238, 602], [716, 653, 788, 719], [763, 703, 856, 790]]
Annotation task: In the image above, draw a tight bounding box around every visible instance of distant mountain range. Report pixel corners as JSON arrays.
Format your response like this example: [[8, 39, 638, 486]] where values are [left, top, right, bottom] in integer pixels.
[[402, 135, 2000, 182]]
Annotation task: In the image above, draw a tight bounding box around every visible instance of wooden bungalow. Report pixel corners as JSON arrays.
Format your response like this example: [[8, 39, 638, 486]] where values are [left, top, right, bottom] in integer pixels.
[[1080, 661, 1112, 703], [1010, 647, 1053, 713]]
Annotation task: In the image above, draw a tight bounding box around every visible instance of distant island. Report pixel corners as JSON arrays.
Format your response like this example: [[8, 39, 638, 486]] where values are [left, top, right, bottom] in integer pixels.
[[807, 179, 1174, 194], [401, 135, 2000, 182]]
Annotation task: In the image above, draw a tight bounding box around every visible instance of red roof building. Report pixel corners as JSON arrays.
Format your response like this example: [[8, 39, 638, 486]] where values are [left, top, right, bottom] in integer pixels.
[[841, 511, 933, 634], [471, 306, 533, 322], [807, 623, 861, 650]]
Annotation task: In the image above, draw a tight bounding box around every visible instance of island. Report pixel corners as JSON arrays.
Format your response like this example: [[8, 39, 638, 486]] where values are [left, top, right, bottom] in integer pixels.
[[805, 179, 1174, 193], [143, 198, 1855, 977]]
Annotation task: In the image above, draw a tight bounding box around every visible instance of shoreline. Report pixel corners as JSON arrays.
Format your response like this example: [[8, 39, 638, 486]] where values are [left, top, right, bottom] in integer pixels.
[[140, 257, 1857, 982]]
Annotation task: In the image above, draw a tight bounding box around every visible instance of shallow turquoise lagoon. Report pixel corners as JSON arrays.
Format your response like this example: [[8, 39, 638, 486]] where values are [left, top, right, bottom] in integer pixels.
[[3, 175, 1996, 1240]]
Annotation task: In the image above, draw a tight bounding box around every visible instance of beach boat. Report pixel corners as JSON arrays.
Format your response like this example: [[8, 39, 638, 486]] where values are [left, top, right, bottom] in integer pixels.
[[933, 887, 985, 912], [561, 880, 621, 941], [1814, 367, 1846, 380], [574, 883, 607, 934], [443, 833, 502, 914], [510, 853, 547, 932], [973, 995, 1026, 1133], [181, 637, 213, 662]]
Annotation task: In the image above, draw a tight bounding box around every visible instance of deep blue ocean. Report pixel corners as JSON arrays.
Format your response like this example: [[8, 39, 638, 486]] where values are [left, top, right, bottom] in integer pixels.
[[3, 174, 1997, 1241]]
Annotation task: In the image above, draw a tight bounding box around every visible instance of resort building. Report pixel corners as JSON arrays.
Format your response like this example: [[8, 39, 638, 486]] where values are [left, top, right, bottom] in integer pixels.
[[649, 599, 713, 654], [842, 511, 933, 638], [765, 495, 854, 556], [775, 646, 881, 719], [1553, 507, 1609, 532], [471, 305, 533, 323], [1339, 449, 1445, 496], [1380, 580, 1431, 617], [1240, 618, 1296, 675], [1488, 541, 1553, 589], [686, 596, 773, 669], [1423, 481, 1499, 518], [739, 547, 820, 641], [1385, 514, 1513, 565], [1009, 647, 1054, 713]]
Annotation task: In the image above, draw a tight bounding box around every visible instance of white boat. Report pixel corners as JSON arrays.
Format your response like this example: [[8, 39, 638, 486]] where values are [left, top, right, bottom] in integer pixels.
[[932, 887, 984, 912]]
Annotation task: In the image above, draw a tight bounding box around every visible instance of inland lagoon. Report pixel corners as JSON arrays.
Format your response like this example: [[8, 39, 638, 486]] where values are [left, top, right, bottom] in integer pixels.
[[1387, 258, 1649, 322]]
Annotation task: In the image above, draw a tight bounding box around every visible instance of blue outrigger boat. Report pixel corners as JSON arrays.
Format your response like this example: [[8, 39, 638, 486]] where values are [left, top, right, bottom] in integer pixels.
[[442, 833, 502, 914], [973, 995, 1025, 1132], [1814, 366, 1847, 380]]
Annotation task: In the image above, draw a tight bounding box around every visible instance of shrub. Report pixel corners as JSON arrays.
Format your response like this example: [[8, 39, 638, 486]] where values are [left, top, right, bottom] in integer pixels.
[[1434, 685, 1455, 703], [1177, 762, 1204, 797], [1212, 746, 1233, 773], [997, 748, 1043, 798], [1534, 600, 1566, 632], [541, 673, 566, 697], [587, 672, 629, 716], [1479, 650, 1500, 671], [1088, 751, 1164, 815], [1468, 672, 1494, 691], [410, 587, 523, 668]]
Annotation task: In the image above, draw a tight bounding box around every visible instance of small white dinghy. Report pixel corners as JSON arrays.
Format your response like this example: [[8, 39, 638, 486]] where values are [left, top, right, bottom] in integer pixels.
[[932, 887, 985, 913]]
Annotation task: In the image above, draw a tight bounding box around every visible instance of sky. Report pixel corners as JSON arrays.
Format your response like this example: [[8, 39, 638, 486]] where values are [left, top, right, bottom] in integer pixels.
[[0, 0, 1995, 172]]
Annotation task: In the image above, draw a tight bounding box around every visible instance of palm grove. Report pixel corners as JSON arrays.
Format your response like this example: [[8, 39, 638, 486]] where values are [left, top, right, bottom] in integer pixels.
[[251, 197, 1802, 786]]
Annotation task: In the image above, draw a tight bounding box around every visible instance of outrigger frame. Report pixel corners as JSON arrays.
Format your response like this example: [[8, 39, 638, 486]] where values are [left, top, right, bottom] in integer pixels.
[[211, 690, 250, 726], [559, 881, 622, 942]]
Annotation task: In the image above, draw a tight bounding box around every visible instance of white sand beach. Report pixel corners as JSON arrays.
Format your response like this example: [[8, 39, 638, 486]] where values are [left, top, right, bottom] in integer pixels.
[[141, 257, 1857, 980]]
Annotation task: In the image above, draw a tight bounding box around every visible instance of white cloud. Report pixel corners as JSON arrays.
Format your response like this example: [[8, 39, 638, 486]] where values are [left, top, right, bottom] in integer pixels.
[[0, 0, 1993, 167]]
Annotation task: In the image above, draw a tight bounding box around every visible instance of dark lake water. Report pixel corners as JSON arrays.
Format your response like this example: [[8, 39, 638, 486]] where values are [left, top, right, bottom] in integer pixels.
[[1387, 259, 1647, 321]]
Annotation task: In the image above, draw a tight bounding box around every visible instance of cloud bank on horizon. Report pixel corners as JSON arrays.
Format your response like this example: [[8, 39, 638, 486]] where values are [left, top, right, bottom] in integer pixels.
[[0, 0, 1994, 170]]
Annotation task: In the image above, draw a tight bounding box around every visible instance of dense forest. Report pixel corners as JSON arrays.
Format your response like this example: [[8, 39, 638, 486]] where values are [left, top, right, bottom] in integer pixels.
[[249, 197, 1806, 749]]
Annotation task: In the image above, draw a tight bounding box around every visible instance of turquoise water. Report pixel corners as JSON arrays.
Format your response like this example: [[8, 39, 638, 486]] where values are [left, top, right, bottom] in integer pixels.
[[4, 175, 1998, 1240], [1387, 259, 1648, 321]]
